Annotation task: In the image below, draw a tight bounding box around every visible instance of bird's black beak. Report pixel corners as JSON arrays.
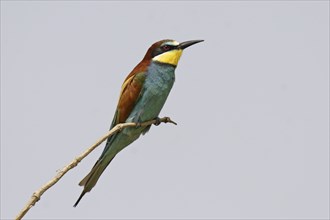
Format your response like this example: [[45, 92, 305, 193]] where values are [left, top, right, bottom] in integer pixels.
[[179, 40, 204, 50]]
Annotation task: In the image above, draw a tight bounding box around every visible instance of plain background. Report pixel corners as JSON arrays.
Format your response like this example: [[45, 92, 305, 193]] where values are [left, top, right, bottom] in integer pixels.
[[1, 1, 329, 219]]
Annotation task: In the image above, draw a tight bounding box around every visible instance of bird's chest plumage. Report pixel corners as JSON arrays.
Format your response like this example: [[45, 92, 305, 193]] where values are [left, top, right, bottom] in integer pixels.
[[145, 62, 175, 99], [127, 62, 175, 123]]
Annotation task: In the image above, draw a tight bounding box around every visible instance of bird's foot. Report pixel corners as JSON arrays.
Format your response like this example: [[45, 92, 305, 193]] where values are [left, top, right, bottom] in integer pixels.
[[153, 117, 161, 126], [163, 117, 177, 125]]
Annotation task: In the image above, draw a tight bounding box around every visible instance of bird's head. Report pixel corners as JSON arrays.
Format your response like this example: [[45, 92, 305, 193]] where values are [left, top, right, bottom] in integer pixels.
[[143, 39, 204, 66]]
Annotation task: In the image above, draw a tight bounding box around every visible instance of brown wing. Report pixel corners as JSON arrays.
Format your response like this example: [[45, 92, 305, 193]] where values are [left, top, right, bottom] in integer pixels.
[[115, 71, 146, 124], [107, 58, 150, 127], [111, 41, 171, 124]]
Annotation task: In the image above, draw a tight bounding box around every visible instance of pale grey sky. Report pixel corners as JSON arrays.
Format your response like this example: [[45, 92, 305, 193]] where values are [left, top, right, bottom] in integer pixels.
[[1, 1, 329, 219]]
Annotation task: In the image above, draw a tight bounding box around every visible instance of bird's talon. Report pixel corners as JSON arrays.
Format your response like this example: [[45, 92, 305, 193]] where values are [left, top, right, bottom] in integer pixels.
[[169, 118, 177, 125]]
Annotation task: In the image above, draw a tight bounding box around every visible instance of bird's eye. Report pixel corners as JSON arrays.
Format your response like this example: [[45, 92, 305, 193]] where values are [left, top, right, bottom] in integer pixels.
[[162, 45, 171, 51]]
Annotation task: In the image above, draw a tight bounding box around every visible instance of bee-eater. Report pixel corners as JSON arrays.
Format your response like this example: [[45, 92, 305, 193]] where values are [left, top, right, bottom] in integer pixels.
[[74, 39, 203, 207]]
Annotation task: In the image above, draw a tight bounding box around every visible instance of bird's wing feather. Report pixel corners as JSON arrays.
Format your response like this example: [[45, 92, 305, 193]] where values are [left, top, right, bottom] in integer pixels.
[[75, 69, 148, 207], [79, 70, 146, 187], [116, 71, 146, 124], [102, 71, 147, 154]]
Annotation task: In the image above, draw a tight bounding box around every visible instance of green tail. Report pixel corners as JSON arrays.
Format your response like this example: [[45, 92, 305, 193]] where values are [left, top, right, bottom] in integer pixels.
[[73, 156, 114, 207], [73, 123, 146, 207]]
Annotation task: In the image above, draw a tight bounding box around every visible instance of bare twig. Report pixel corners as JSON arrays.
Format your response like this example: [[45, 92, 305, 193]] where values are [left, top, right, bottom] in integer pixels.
[[15, 117, 176, 220]]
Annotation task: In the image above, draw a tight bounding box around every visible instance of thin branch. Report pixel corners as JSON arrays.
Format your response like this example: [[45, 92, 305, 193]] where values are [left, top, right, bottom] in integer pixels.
[[15, 117, 177, 220]]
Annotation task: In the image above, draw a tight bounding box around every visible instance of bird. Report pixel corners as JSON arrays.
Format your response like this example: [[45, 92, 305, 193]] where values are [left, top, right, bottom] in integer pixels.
[[74, 39, 203, 207]]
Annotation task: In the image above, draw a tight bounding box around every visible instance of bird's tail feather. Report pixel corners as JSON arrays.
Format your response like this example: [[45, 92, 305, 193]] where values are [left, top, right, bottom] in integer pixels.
[[73, 190, 86, 207], [73, 157, 114, 207]]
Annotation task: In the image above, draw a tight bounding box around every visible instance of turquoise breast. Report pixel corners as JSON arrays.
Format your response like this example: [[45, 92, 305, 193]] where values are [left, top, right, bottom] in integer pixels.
[[127, 61, 176, 123], [107, 62, 176, 155]]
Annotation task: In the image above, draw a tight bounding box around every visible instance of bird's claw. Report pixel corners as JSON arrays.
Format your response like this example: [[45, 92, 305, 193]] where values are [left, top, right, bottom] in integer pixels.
[[164, 117, 177, 125]]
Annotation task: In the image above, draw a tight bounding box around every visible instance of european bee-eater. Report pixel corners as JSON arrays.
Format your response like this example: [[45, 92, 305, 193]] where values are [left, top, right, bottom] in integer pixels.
[[74, 39, 203, 207]]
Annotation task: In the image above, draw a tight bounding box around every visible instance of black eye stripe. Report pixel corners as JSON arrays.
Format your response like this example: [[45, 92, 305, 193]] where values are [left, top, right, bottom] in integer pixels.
[[152, 44, 178, 58], [162, 45, 170, 51], [162, 45, 178, 51]]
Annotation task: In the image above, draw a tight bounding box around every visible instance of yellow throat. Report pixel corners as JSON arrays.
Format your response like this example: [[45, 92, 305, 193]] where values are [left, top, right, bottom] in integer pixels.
[[152, 49, 183, 66]]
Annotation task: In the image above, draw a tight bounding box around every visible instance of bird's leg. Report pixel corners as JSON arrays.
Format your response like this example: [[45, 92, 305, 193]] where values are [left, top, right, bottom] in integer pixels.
[[135, 122, 142, 128], [134, 116, 142, 128], [153, 117, 161, 126]]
